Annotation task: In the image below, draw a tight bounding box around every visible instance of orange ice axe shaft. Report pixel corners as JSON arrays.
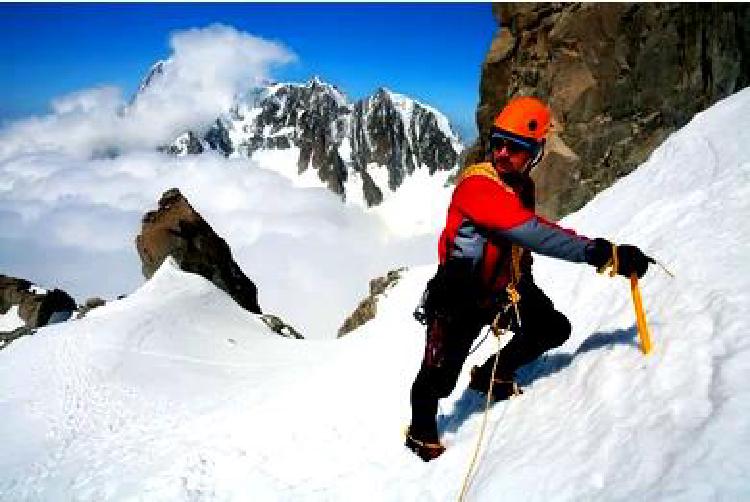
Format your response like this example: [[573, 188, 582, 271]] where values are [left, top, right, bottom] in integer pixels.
[[630, 273, 652, 355]]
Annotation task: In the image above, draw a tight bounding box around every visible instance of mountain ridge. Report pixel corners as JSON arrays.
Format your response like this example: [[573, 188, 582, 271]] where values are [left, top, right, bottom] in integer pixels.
[[151, 75, 463, 206]]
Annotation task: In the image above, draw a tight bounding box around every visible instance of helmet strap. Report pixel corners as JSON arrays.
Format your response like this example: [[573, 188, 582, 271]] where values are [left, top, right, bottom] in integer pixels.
[[525, 139, 545, 173]]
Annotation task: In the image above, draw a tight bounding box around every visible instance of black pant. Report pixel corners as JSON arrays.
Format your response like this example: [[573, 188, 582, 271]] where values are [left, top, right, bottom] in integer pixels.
[[409, 279, 571, 441]]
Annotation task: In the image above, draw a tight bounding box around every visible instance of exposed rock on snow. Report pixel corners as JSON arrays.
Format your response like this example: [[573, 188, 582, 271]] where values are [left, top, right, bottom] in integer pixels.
[[0, 326, 35, 349], [338, 267, 406, 337], [159, 131, 204, 155], [0, 275, 76, 327], [135, 188, 262, 314], [260, 314, 304, 340], [0, 275, 76, 348], [75, 297, 107, 320]]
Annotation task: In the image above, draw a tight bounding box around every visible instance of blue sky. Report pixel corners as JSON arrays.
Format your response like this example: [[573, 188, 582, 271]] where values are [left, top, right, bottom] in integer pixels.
[[0, 3, 496, 141]]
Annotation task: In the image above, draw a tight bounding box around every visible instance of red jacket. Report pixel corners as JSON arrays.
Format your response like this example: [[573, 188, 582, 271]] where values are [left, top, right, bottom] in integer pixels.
[[438, 163, 592, 295]]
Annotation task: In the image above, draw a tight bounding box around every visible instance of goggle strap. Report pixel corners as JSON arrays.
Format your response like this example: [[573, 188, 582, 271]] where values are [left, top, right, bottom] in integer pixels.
[[490, 131, 536, 151], [489, 128, 543, 159]]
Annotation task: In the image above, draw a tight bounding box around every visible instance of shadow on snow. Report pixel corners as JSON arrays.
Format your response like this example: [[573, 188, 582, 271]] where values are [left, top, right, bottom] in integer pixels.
[[437, 325, 638, 435]]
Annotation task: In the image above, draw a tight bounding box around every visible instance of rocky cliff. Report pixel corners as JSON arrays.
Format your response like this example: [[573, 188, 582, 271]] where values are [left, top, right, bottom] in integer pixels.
[[135, 188, 262, 315], [135, 188, 304, 337], [469, 3, 749, 219]]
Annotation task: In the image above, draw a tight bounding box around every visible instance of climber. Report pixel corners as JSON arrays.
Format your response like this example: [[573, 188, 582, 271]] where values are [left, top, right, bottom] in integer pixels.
[[406, 96, 654, 461]]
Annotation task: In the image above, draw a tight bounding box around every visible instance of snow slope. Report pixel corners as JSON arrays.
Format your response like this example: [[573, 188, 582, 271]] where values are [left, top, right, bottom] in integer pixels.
[[1, 89, 749, 500]]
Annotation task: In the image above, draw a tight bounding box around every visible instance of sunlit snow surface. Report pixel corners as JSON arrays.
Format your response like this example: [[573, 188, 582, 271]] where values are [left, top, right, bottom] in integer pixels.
[[0, 305, 25, 332], [2, 89, 750, 500]]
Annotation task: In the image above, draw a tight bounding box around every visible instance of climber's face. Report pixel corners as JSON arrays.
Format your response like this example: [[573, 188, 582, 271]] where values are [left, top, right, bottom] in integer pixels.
[[490, 138, 533, 174]]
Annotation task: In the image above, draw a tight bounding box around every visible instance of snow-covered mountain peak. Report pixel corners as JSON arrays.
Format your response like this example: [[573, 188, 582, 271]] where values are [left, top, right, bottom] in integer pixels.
[[136, 59, 168, 94], [163, 76, 462, 210]]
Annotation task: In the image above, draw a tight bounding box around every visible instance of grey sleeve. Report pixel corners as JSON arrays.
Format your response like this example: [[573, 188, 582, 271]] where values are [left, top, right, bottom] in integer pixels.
[[493, 216, 593, 263]]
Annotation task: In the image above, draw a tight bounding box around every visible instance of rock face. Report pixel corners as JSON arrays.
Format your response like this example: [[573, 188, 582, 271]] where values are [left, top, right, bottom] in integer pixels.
[[469, 3, 750, 219], [1, 275, 77, 348], [337, 268, 406, 338], [0, 276, 77, 329], [160, 77, 462, 207], [135, 188, 261, 315]]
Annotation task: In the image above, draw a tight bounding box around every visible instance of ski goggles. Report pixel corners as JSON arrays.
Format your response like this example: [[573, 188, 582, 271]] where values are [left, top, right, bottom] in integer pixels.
[[489, 128, 541, 157]]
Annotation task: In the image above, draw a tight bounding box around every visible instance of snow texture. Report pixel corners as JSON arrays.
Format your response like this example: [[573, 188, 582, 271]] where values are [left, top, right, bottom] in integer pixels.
[[1, 89, 749, 500], [0, 305, 25, 332]]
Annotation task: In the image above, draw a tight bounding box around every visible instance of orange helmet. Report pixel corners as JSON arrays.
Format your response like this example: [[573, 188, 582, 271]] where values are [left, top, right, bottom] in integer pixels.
[[490, 96, 551, 168], [492, 96, 551, 141]]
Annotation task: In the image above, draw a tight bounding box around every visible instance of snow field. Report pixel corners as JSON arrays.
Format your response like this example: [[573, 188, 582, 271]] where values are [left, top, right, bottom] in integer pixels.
[[1, 89, 749, 500]]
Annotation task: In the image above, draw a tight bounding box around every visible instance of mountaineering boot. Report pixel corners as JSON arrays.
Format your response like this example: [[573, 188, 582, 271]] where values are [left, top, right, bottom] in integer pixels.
[[468, 365, 522, 401], [405, 428, 446, 462]]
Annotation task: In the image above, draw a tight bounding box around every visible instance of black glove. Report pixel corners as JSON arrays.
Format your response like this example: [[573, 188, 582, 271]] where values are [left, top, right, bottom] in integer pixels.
[[586, 238, 654, 278], [616, 244, 654, 278]]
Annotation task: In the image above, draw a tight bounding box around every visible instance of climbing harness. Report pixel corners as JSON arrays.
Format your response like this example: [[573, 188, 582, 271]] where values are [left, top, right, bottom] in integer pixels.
[[458, 245, 523, 502]]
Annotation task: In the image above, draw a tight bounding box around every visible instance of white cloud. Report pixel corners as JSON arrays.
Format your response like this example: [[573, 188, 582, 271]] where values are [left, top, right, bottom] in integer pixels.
[[50, 86, 123, 115], [0, 24, 296, 161], [0, 149, 434, 338], [0, 25, 439, 339]]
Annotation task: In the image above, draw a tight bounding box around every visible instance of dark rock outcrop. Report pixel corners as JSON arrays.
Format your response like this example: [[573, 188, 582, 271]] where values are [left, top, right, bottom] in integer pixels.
[[1, 275, 77, 348], [0, 327, 35, 349], [75, 297, 107, 320], [0, 275, 77, 329], [260, 314, 304, 340], [159, 131, 204, 156], [469, 3, 750, 219], [338, 267, 406, 337], [135, 188, 261, 314], [204, 119, 234, 157]]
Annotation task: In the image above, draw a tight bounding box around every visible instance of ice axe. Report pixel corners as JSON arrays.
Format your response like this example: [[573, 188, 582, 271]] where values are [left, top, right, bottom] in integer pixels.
[[630, 273, 652, 355], [600, 245, 672, 355], [630, 257, 673, 355]]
